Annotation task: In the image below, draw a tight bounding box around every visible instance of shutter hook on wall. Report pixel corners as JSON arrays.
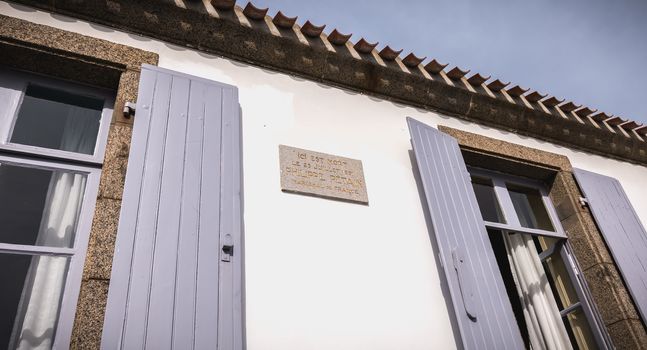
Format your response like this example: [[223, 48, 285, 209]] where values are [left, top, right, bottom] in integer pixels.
[[123, 101, 136, 119]]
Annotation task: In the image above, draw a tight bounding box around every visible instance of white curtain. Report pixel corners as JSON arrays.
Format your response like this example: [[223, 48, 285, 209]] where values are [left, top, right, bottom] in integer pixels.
[[503, 232, 572, 350], [10, 107, 94, 349]]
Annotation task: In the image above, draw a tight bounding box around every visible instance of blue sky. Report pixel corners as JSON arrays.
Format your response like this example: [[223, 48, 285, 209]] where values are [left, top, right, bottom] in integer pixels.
[[253, 0, 647, 124]]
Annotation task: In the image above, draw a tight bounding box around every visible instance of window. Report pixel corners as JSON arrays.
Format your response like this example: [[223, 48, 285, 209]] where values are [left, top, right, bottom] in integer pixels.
[[0, 68, 113, 349], [469, 168, 611, 350]]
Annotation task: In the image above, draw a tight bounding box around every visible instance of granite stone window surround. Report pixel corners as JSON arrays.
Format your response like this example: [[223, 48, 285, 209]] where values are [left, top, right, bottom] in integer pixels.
[[0, 14, 158, 349]]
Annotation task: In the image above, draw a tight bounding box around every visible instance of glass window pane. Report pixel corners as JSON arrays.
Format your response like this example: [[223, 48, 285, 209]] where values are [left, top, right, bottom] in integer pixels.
[[507, 183, 555, 231], [0, 162, 87, 248], [0, 253, 69, 349], [543, 253, 580, 310], [564, 308, 597, 350], [10, 84, 103, 155], [471, 176, 506, 223]]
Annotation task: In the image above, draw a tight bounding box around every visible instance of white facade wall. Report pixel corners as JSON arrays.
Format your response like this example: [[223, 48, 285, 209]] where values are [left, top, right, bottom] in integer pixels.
[[3, 2, 646, 349]]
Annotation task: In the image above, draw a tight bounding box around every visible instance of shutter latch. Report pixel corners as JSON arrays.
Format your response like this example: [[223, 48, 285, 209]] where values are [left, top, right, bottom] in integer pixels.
[[221, 234, 234, 262]]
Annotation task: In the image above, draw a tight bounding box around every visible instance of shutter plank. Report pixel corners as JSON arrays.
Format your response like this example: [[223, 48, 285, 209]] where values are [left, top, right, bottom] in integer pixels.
[[102, 66, 243, 349], [573, 169, 647, 323], [408, 118, 524, 349], [195, 84, 224, 348], [145, 76, 191, 349], [121, 72, 173, 350], [101, 66, 163, 350], [172, 80, 207, 349], [217, 86, 244, 350]]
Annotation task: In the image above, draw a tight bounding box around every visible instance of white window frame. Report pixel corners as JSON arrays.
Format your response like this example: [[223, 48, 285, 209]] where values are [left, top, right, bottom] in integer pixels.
[[468, 166, 614, 349], [0, 68, 114, 165], [0, 67, 113, 349]]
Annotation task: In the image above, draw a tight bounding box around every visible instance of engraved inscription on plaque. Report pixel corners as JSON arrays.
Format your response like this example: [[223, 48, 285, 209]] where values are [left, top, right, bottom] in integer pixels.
[[279, 145, 368, 204]]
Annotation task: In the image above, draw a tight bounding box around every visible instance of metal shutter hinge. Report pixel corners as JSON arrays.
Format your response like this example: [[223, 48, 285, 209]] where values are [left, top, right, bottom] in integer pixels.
[[578, 197, 589, 208], [123, 102, 136, 118]]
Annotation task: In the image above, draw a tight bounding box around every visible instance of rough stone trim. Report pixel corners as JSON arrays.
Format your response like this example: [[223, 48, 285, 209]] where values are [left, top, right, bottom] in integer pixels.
[[8, 0, 647, 166], [439, 125, 647, 348], [0, 14, 158, 349]]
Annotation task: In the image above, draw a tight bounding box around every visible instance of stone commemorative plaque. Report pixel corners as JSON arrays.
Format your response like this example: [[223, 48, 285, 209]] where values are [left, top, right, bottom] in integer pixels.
[[279, 145, 368, 204]]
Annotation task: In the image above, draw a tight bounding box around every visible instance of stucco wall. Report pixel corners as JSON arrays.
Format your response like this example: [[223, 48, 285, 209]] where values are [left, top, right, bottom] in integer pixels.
[[3, 2, 647, 349]]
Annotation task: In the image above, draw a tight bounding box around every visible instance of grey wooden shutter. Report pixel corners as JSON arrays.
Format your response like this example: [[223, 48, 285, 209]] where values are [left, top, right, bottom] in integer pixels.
[[407, 118, 524, 350], [573, 168, 647, 324], [101, 65, 244, 350]]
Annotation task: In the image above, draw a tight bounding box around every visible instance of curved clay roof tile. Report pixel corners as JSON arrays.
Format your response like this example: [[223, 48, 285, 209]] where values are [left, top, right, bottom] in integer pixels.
[[467, 73, 490, 86], [211, 0, 236, 10], [620, 120, 641, 131], [605, 116, 626, 126], [558, 101, 581, 113], [301, 20, 326, 38], [487, 79, 509, 92], [328, 29, 352, 45], [590, 112, 612, 122], [634, 125, 647, 134], [272, 11, 297, 28], [353, 38, 378, 54], [402, 53, 425, 68], [574, 107, 596, 118], [541, 96, 564, 108], [524, 91, 547, 103], [378, 46, 402, 61], [506, 85, 529, 97], [446, 67, 470, 80], [242, 2, 268, 20], [424, 59, 448, 74]]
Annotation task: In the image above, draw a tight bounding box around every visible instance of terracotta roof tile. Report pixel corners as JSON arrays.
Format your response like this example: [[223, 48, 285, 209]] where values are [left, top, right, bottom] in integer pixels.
[[634, 125, 647, 134], [379, 46, 402, 61], [506, 85, 528, 97], [211, 0, 235, 10], [590, 112, 612, 122], [558, 101, 581, 113], [542, 96, 564, 108], [524, 91, 547, 103], [467, 73, 490, 86], [328, 29, 351, 45], [402, 53, 425, 68], [446, 67, 470, 80], [620, 120, 641, 131], [487, 79, 509, 92], [353, 38, 378, 54], [574, 107, 596, 118], [300, 20, 325, 37], [424, 59, 447, 74], [272, 11, 297, 29], [242, 3, 267, 20], [605, 116, 626, 126]]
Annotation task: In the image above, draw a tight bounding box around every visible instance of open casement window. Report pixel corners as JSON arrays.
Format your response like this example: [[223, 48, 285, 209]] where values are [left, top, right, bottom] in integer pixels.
[[469, 168, 612, 350], [407, 118, 612, 350], [0, 67, 112, 349], [102, 65, 244, 349]]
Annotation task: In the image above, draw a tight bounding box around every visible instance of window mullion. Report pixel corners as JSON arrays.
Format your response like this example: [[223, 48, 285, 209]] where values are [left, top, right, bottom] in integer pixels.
[[0, 243, 75, 256], [491, 178, 522, 226]]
